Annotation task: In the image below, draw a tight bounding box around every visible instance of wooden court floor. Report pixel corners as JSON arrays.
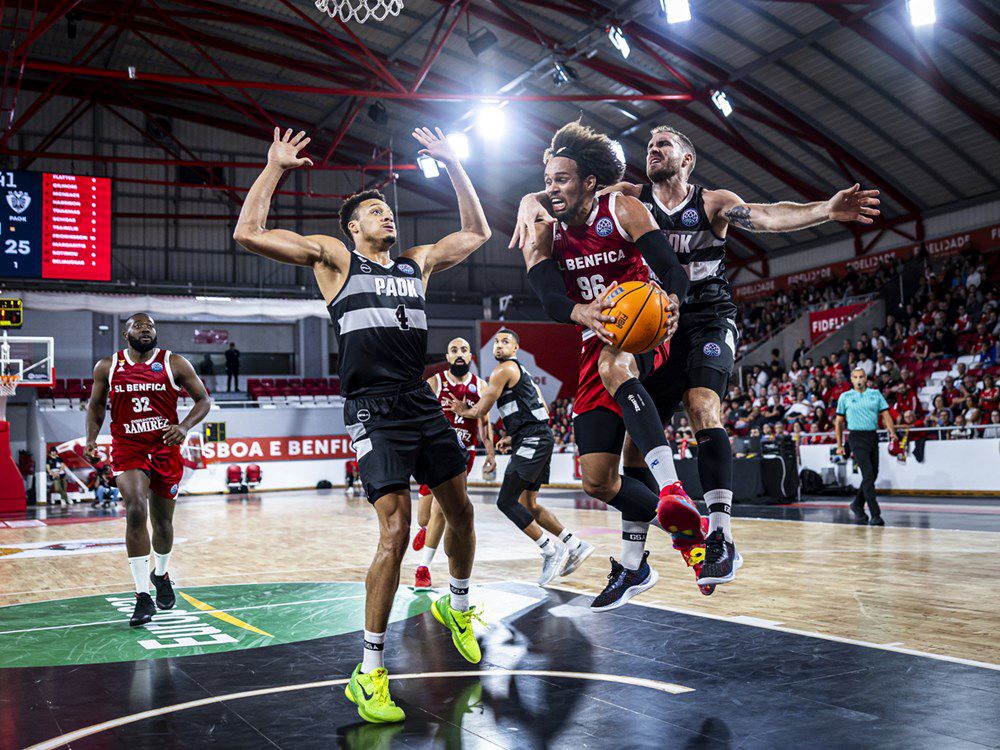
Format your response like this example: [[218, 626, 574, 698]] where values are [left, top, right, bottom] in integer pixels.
[[2, 488, 998, 666]]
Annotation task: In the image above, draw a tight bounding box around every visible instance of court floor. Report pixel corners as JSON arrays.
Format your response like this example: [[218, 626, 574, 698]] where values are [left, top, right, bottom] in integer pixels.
[[1, 488, 998, 748]]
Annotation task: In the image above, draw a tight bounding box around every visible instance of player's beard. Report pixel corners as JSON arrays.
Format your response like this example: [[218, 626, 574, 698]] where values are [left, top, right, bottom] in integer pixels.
[[128, 333, 157, 353], [647, 155, 680, 183], [449, 360, 470, 377]]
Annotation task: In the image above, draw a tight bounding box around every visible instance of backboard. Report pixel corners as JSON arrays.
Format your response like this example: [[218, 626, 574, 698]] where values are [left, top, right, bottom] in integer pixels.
[[0, 331, 55, 388]]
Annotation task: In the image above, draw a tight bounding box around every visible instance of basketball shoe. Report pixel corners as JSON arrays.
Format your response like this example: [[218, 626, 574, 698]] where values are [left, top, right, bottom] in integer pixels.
[[431, 595, 484, 663], [129, 592, 156, 627], [560, 539, 595, 577], [656, 481, 701, 536], [672, 516, 714, 596], [412, 526, 427, 551], [590, 552, 659, 612], [150, 571, 176, 609], [414, 565, 433, 591], [345, 664, 405, 723], [697, 529, 743, 586], [538, 544, 569, 587]]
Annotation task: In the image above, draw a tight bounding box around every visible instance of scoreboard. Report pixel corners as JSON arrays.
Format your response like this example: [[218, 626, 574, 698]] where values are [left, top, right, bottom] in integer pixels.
[[1, 170, 112, 281]]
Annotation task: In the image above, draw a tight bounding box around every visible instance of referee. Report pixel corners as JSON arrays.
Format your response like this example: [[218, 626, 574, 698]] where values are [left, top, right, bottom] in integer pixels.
[[835, 367, 899, 526]]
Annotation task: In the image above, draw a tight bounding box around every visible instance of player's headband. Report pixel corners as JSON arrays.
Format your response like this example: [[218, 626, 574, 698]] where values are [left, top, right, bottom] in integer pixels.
[[552, 146, 584, 163]]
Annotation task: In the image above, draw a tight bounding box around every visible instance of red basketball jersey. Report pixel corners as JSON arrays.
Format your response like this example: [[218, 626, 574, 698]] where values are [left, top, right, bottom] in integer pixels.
[[551, 192, 651, 316], [430, 371, 485, 450], [108, 348, 180, 445]]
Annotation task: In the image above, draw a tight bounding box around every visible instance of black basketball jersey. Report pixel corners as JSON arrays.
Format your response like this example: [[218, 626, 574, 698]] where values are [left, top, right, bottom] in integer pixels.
[[638, 183, 735, 314], [496, 359, 550, 437], [328, 252, 427, 398]]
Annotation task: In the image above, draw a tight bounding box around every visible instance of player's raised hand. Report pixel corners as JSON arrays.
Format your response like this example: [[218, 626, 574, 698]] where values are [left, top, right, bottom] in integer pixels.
[[412, 127, 459, 166], [509, 194, 557, 251], [827, 184, 880, 225], [445, 397, 472, 418], [161, 424, 187, 446], [570, 282, 618, 347], [268, 127, 313, 170]]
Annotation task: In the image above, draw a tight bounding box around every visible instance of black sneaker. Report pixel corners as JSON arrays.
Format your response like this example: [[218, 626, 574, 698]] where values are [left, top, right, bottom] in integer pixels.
[[869, 516, 885, 527], [130, 592, 157, 627], [697, 530, 743, 586], [150, 571, 176, 610], [590, 552, 659, 612], [849, 498, 869, 524]]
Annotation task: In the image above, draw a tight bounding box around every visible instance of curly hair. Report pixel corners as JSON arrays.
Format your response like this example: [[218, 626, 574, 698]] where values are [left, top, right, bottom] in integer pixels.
[[338, 189, 387, 238], [543, 121, 625, 189]]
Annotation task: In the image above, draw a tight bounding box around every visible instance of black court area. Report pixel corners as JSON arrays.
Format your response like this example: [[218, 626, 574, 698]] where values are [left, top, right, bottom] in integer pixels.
[[3, 581, 998, 750]]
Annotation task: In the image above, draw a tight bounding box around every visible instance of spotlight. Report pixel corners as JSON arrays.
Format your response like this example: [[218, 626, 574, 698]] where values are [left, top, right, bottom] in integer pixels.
[[367, 101, 388, 125], [476, 105, 507, 139], [417, 155, 441, 179], [610, 140, 626, 167], [127, 66, 136, 80], [551, 61, 579, 87], [907, 0, 935, 26], [659, 0, 691, 24], [607, 26, 630, 60], [468, 27, 498, 57], [446, 132, 470, 160], [711, 90, 733, 117]]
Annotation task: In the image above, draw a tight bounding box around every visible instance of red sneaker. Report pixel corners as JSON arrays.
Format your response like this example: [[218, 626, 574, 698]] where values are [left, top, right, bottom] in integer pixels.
[[656, 481, 701, 536], [414, 566, 433, 591], [412, 526, 427, 551], [672, 516, 715, 596]]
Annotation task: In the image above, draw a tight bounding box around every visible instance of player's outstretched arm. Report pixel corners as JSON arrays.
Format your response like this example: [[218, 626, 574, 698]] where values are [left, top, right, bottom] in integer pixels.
[[405, 127, 491, 278], [163, 355, 214, 446], [708, 184, 880, 234], [448, 362, 516, 420], [510, 182, 641, 251], [84, 358, 112, 461], [233, 128, 347, 270], [481, 415, 496, 474]]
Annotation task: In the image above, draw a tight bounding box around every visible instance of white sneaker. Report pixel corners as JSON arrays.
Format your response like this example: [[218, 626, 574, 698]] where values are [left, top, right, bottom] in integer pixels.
[[560, 540, 596, 577], [538, 545, 569, 587]]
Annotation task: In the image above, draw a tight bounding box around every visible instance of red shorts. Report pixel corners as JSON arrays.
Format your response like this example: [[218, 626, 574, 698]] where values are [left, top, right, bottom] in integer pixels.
[[112, 440, 183, 499], [418, 449, 476, 497], [572, 334, 671, 418]]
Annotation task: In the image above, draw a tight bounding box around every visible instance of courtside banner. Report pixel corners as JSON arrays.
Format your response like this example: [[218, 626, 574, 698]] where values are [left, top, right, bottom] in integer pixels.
[[200, 436, 352, 463], [734, 222, 1000, 301], [809, 302, 870, 344], [479, 320, 578, 400]]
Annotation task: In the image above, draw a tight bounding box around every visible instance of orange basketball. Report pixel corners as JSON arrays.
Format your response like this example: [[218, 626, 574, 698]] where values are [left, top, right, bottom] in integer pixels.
[[602, 281, 674, 354]]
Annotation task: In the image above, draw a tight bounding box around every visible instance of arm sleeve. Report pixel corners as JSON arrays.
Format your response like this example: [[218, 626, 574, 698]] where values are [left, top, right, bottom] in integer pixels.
[[836, 393, 847, 416], [635, 230, 689, 300], [527, 259, 576, 324]]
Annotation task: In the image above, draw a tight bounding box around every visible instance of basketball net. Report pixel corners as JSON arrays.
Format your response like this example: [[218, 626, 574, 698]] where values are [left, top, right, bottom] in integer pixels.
[[314, 0, 403, 24]]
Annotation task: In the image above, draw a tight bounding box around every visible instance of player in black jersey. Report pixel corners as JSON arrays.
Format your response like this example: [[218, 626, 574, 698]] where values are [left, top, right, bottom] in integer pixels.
[[235, 126, 490, 724], [513, 124, 879, 588], [448, 328, 594, 586]]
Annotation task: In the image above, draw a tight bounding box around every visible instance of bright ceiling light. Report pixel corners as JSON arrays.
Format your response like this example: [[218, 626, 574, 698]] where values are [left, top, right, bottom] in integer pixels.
[[607, 26, 630, 59], [476, 105, 507, 139], [610, 140, 626, 167], [446, 132, 470, 160], [417, 155, 441, 179], [711, 90, 733, 117], [660, 0, 691, 24], [907, 0, 935, 26]]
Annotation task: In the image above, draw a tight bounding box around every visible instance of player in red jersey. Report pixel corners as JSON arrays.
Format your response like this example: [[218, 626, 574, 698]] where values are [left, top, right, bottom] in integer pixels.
[[85, 314, 211, 627], [518, 122, 702, 609], [411, 337, 496, 590]]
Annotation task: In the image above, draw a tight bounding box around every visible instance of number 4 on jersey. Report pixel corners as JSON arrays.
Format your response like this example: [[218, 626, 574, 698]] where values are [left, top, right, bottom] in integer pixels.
[[395, 305, 410, 330]]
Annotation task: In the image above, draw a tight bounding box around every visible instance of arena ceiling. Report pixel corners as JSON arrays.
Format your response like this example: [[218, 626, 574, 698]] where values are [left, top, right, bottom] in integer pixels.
[[2, 0, 998, 280]]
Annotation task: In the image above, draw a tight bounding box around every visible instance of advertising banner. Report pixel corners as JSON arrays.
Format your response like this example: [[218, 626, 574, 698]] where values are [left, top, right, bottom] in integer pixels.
[[478, 321, 579, 401], [809, 302, 870, 344]]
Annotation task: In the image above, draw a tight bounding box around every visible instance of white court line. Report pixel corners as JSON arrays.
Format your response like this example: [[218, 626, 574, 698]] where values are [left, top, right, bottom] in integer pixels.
[[24, 669, 694, 750], [732, 515, 1000, 535], [547, 582, 1000, 672]]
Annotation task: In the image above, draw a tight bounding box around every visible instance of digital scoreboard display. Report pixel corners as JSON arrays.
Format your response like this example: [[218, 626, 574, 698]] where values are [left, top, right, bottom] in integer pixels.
[[1, 170, 112, 281]]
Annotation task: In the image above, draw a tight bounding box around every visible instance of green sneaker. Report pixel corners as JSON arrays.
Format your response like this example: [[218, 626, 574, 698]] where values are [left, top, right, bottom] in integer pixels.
[[344, 664, 406, 723], [431, 594, 485, 664]]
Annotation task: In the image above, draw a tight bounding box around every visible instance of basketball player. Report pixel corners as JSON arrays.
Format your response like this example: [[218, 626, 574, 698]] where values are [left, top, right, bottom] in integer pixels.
[[412, 337, 496, 591], [234, 126, 489, 724], [448, 328, 594, 585], [84, 313, 212, 627], [514, 124, 879, 587]]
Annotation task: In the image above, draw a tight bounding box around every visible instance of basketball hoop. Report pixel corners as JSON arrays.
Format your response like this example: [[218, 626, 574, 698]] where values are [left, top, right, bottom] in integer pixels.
[[0, 374, 18, 398], [315, 0, 403, 24]]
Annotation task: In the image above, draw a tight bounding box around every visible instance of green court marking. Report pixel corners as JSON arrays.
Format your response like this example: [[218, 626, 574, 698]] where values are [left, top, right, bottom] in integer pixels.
[[0, 583, 432, 669]]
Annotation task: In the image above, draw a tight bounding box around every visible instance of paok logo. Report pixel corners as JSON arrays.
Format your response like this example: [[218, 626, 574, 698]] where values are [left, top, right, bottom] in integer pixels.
[[6, 190, 31, 213], [681, 208, 699, 227], [595, 217, 615, 237], [357, 409, 371, 422], [703, 342, 722, 358], [151, 362, 164, 372]]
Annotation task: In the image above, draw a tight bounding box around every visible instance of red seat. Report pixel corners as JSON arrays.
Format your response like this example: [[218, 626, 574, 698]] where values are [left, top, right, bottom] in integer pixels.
[[226, 464, 243, 484], [246, 464, 262, 484]]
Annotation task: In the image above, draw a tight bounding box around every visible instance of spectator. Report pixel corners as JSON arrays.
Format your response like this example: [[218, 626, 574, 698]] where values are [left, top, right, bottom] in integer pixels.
[[46, 447, 70, 506], [199, 354, 216, 392], [951, 415, 973, 440], [792, 338, 808, 364], [224, 342, 241, 392], [983, 410, 1000, 439], [857, 351, 874, 377], [92, 464, 120, 508], [980, 374, 998, 413]]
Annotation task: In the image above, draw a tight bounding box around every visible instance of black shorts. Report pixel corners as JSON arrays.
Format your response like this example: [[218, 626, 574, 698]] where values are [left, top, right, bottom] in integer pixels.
[[644, 306, 739, 421], [574, 407, 627, 456], [505, 427, 554, 486], [345, 381, 468, 504]]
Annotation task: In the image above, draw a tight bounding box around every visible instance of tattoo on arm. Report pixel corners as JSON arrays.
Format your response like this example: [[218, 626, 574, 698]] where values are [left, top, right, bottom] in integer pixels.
[[724, 204, 755, 231]]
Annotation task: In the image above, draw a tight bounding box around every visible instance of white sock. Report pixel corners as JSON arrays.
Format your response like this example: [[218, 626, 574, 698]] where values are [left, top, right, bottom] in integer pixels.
[[153, 551, 171, 576], [535, 536, 555, 556], [645, 445, 678, 489], [129, 555, 150, 594], [449, 576, 470, 611], [620, 521, 649, 570], [559, 529, 582, 550], [361, 630, 385, 673], [420, 546, 437, 568], [705, 489, 734, 542]]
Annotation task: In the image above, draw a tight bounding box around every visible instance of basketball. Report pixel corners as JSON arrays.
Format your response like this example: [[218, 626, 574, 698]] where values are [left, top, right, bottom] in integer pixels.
[[602, 281, 673, 354]]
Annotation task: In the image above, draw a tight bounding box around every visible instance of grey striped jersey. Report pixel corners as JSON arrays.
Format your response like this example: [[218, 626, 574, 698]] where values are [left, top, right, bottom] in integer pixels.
[[639, 183, 735, 314], [496, 359, 550, 437], [328, 251, 427, 398]]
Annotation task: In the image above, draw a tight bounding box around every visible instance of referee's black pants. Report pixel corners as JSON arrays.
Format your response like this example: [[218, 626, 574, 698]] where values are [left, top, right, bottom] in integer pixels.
[[848, 430, 881, 517]]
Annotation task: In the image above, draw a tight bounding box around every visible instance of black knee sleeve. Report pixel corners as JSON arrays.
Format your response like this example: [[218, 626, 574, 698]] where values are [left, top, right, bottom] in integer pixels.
[[613, 378, 668, 456], [695, 428, 733, 493], [497, 474, 535, 530], [605, 474, 657, 523], [623, 464, 657, 494]]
